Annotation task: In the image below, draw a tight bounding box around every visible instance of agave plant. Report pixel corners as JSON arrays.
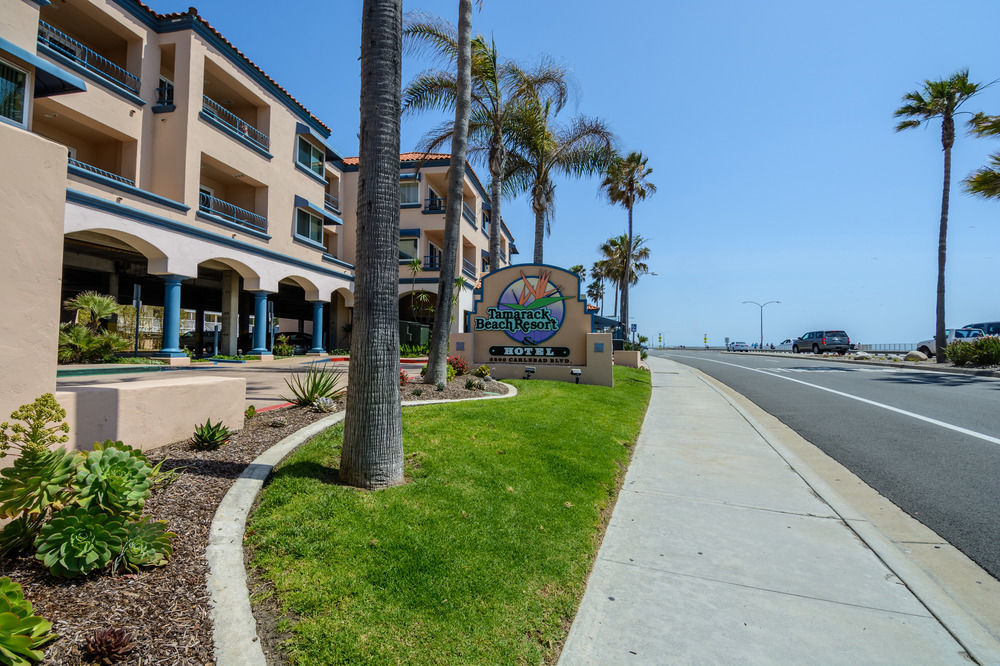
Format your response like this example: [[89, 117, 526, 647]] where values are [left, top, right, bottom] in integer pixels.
[[281, 365, 346, 406], [0, 448, 77, 519], [85, 628, 134, 665], [0, 577, 57, 665], [73, 448, 153, 518], [114, 518, 176, 574], [34, 507, 128, 578], [191, 419, 233, 450]]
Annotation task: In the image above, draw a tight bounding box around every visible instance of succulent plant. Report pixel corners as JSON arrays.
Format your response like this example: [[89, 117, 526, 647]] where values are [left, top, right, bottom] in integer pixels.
[[0, 394, 70, 461], [85, 628, 134, 664], [312, 397, 336, 413], [244, 405, 257, 420], [73, 448, 152, 518], [191, 419, 233, 450], [34, 507, 127, 578], [0, 448, 76, 519], [0, 516, 45, 558], [114, 518, 175, 574], [281, 365, 346, 406], [0, 577, 57, 665], [268, 417, 287, 428]]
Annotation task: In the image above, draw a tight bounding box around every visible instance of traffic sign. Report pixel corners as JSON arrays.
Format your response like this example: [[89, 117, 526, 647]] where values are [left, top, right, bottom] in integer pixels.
[[631, 324, 637, 333]]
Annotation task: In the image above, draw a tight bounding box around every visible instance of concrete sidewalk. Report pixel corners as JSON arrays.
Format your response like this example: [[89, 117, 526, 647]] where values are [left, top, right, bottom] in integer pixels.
[[559, 356, 992, 665]]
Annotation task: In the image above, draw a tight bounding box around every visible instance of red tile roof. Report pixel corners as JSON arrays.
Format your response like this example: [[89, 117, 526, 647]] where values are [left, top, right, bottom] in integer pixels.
[[129, 2, 330, 133], [340, 152, 451, 166]]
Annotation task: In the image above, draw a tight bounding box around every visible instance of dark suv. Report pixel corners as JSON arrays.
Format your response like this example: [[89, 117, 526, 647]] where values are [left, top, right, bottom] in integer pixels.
[[793, 330, 850, 354]]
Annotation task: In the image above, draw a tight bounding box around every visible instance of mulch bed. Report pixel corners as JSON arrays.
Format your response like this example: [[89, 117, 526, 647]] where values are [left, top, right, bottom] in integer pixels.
[[1, 378, 509, 665]]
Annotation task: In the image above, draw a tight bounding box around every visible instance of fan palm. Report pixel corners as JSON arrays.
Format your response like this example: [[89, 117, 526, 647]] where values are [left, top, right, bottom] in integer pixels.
[[64, 291, 121, 332], [586, 280, 605, 315], [505, 99, 614, 263], [403, 23, 567, 273], [340, 0, 404, 489], [894, 69, 984, 363], [600, 151, 655, 332], [966, 113, 1000, 198], [599, 234, 650, 323]]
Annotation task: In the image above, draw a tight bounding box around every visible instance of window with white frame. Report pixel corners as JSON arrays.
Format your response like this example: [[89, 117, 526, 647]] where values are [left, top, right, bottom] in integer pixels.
[[399, 236, 418, 260], [400, 180, 419, 205], [0, 59, 28, 128], [297, 137, 325, 177], [296, 208, 323, 244]]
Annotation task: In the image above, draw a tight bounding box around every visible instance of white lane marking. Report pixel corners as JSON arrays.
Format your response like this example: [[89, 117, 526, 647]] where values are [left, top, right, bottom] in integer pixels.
[[667, 354, 1000, 446], [767, 366, 906, 373]]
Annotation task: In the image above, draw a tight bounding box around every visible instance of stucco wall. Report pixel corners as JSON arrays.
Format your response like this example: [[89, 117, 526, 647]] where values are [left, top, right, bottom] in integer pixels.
[[0, 124, 66, 426]]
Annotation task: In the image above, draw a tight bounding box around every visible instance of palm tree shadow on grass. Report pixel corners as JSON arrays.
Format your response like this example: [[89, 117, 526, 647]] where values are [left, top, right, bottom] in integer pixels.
[[267, 461, 341, 486]]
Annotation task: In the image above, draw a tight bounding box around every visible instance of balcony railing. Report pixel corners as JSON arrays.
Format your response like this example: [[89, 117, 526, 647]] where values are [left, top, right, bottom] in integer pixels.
[[68, 158, 135, 187], [202, 95, 269, 151], [423, 254, 441, 270], [462, 203, 475, 223], [324, 191, 340, 213], [462, 259, 476, 279], [38, 21, 140, 94], [199, 192, 267, 233], [424, 197, 446, 213]]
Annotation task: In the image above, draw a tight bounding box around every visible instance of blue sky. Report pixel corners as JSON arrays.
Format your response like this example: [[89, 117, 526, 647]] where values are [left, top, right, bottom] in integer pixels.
[[146, 0, 1000, 346]]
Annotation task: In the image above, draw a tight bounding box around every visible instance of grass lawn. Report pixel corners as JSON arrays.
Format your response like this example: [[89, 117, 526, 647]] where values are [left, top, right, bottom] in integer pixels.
[[247, 366, 651, 665]]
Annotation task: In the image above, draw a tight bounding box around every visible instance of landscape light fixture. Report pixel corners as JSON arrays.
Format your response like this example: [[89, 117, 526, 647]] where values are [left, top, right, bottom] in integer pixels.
[[570, 368, 582, 384], [742, 300, 780, 350], [524, 366, 535, 380]]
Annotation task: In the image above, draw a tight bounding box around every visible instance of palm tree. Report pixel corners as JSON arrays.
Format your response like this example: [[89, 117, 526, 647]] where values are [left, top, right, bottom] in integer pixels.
[[340, 0, 404, 489], [505, 97, 614, 263], [586, 279, 604, 314], [64, 291, 122, 332], [590, 260, 607, 316], [600, 151, 655, 336], [966, 113, 1000, 198], [894, 70, 984, 363], [402, 23, 567, 273], [599, 234, 650, 324], [569, 264, 586, 283]]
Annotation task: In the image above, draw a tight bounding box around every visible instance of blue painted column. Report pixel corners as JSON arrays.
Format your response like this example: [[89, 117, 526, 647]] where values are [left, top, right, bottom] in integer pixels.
[[251, 291, 271, 355], [309, 301, 325, 353], [159, 275, 185, 356]]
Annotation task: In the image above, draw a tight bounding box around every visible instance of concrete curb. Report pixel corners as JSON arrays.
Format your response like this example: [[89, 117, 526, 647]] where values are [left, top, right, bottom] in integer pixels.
[[723, 350, 1000, 378], [207, 383, 519, 665], [690, 366, 1000, 665]]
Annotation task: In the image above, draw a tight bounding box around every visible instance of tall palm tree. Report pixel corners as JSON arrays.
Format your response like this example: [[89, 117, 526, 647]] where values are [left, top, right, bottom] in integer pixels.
[[894, 69, 984, 363], [505, 98, 614, 264], [586, 279, 604, 314], [966, 113, 1000, 198], [590, 260, 606, 316], [340, 0, 404, 489], [402, 24, 567, 272], [600, 151, 655, 335], [569, 264, 586, 283], [599, 234, 650, 324]]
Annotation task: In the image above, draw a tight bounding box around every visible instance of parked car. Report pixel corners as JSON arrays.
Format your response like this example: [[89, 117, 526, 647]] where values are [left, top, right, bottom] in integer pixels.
[[915, 328, 985, 357], [776, 339, 795, 351], [962, 321, 1000, 336], [792, 330, 850, 354], [236, 331, 313, 355], [729, 341, 750, 352]]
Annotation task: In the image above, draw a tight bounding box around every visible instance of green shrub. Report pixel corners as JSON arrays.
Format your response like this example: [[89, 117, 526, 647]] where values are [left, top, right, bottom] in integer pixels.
[[947, 336, 1000, 366], [400, 344, 429, 358], [464, 378, 484, 391], [192, 419, 233, 450], [114, 518, 175, 574], [282, 365, 346, 406], [73, 447, 153, 518], [34, 507, 128, 578], [57, 324, 131, 364], [0, 576, 57, 664], [411, 388, 423, 397], [273, 334, 295, 357], [474, 365, 491, 379], [245, 405, 257, 420]]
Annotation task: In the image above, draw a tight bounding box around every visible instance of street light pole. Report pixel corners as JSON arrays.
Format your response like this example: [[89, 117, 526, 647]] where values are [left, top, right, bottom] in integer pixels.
[[742, 300, 780, 350]]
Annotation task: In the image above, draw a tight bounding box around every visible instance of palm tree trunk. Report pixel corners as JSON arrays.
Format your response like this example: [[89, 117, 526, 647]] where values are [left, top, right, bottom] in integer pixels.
[[532, 202, 545, 264], [340, 0, 404, 489], [936, 117, 953, 364], [488, 140, 504, 272], [621, 205, 633, 335], [612, 279, 619, 320], [425, 0, 472, 385]]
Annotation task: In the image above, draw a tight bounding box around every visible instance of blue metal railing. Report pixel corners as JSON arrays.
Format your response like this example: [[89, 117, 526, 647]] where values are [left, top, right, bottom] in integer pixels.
[[199, 192, 267, 233], [424, 197, 446, 213], [38, 21, 140, 94], [324, 191, 340, 213], [423, 254, 441, 270], [202, 95, 269, 151], [462, 258, 476, 279], [462, 202, 475, 223], [68, 158, 134, 186]]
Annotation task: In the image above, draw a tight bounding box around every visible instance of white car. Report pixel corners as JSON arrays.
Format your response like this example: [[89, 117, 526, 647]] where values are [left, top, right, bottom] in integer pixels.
[[915, 328, 984, 357], [776, 338, 795, 351], [729, 341, 750, 352]]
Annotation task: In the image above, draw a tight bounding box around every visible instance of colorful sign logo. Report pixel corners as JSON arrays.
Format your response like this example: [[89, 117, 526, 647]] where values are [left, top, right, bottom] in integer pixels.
[[472, 270, 569, 344]]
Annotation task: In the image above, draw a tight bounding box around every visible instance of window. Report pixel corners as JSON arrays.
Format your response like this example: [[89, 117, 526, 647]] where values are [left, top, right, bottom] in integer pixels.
[[427, 243, 441, 269], [296, 208, 323, 244], [0, 59, 28, 127], [399, 237, 418, 260], [400, 181, 419, 205], [297, 137, 324, 177], [157, 76, 174, 105]]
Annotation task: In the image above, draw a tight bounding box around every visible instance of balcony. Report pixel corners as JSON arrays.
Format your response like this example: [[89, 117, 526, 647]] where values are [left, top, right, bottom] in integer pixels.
[[423, 254, 441, 270], [462, 259, 476, 280], [37, 20, 140, 94], [202, 95, 270, 152], [68, 158, 134, 187], [199, 192, 267, 234], [462, 202, 475, 224], [324, 191, 340, 214], [423, 196, 446, 213]]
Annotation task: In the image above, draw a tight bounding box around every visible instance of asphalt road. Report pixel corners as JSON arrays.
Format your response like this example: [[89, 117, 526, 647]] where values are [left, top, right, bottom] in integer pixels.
[[654, 349, 1000, 581]]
